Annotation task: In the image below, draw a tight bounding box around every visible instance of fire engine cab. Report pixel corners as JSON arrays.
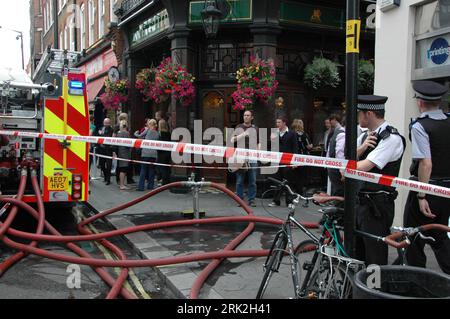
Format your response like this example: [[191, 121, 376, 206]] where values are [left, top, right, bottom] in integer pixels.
[[0, 48, 90, 204]]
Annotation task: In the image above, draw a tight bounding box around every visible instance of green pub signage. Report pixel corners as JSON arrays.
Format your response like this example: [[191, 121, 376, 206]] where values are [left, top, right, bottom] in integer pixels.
[[280, 1, 376, 31], [130, 9, 170, 47], [189, 0, 253, 24]]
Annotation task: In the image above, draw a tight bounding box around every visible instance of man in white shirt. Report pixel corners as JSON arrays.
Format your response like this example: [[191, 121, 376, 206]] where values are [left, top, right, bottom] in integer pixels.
[[355, 95, 406, 266]]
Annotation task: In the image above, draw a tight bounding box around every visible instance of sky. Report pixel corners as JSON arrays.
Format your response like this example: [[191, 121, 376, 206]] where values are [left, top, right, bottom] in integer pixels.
[[0, 0, 31, 71]]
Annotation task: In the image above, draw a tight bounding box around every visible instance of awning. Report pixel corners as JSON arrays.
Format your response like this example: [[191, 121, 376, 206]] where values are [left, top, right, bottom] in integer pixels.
[[86, 77, 105, 105]]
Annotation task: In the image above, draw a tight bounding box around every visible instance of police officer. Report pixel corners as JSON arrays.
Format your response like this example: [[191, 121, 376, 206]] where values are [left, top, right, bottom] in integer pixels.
[[404, 81, 450, 274], [355, 95, 406, 266]]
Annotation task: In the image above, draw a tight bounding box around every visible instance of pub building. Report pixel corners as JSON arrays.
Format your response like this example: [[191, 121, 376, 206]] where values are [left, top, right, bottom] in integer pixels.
[[114, 0, 376, 186]]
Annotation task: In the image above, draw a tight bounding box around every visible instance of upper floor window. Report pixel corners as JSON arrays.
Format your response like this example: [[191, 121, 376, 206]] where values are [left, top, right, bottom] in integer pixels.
[[49, 0, 53, 24], [110, 0, 118, 23], [70, 18, 75, 51], [416, 0, 450, 36], [59, 31, 63, 50], [88, 0, 95, 46], [80, 4, 86, 51], [99, 0, 105, 38], [58, 0, 67, 13], [64, 25, 69, 50]]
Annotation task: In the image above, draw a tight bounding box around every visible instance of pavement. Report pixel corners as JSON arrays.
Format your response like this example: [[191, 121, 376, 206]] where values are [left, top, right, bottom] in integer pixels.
[[87, 173, 443, 299]]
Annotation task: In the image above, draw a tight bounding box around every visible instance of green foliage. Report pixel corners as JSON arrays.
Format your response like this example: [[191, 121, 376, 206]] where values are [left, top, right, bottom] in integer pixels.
[[358, 60, 375, 94], [304, 58, 341, 90]]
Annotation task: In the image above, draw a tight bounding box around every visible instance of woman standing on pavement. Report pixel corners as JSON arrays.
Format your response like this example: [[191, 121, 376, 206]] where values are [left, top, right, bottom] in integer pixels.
[[134, 119, 159, 191], [114, 120, 132, 190], [292, 119, 313, 195], [157, 119, 171, 186]]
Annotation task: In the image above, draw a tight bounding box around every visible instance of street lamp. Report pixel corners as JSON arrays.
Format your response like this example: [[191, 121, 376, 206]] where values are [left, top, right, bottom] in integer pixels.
[[201, 0, 224, 38], [0, 26, 25, 70]]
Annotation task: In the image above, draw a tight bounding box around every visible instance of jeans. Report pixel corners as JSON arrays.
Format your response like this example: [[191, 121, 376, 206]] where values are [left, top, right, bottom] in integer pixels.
[[138, 157, 156, 191], [236, 162, 257, 202]]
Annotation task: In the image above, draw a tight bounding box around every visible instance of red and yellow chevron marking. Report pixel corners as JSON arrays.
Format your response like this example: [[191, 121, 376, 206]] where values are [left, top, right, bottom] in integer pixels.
[[42, 73, 90, 202]]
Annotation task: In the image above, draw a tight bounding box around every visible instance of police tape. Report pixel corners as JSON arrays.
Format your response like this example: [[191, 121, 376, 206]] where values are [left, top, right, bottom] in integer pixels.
[[2, 130, 450, 199], [91, 153, 295, 171]]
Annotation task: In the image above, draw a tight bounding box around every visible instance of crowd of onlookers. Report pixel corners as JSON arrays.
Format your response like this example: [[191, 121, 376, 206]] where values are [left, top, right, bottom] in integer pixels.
[[89, 110, 347, 196], [90, 111, 172, 191]]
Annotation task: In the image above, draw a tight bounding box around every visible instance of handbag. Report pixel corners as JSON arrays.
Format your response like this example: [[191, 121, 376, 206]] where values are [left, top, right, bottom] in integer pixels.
[[228, 159, 250, 173]]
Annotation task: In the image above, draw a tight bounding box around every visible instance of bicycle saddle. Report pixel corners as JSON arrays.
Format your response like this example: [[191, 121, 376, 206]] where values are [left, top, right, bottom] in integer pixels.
[[320, 207, 344, 218]]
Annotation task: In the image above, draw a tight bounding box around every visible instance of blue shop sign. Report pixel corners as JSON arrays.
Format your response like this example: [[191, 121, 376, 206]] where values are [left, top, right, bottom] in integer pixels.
[[427, 37, 450, 65]]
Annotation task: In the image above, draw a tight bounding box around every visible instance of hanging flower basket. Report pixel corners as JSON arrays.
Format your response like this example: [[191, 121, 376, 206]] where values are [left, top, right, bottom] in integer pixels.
[[99, 78, 129, 110], [304, 58, 341, 90], [135, 68, 163, 103], [135, 57, 196, 107], [232, 56, 279, 111]]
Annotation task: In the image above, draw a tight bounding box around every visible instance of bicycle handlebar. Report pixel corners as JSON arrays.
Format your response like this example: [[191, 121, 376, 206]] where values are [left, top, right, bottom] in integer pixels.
[[267, 177, 314, 203], [384, 224, 450, 249], [268, 177, 295, 196]]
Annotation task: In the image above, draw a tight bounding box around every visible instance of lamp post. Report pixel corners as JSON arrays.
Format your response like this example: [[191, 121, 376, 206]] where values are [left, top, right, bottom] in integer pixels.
[[0, 26, 25, 70], [344, 0, 360, 258]]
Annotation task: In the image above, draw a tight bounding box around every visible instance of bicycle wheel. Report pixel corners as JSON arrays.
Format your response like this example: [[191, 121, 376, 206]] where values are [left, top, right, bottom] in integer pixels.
[[304, 257, 357, 299], [294, 240, 319, 297], [256, 233, 287, 299]]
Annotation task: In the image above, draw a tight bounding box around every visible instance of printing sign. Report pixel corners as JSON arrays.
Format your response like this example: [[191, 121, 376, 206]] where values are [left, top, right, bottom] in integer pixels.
[[428, 37, 450, 65], [416, 33, 450, 69]]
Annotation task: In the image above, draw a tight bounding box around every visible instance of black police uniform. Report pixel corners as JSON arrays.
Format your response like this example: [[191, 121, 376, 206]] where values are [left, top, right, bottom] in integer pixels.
[[98, 125, 114, 184], [404, 81, 450, 274], [355, 95, 406, 266]]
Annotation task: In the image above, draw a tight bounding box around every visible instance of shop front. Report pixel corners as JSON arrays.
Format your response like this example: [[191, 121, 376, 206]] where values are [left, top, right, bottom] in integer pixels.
[[115, 0, 376, 185]]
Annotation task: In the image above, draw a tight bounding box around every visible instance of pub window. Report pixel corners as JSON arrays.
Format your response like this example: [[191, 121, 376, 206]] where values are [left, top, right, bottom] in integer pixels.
[[200, 43, 252, 80]]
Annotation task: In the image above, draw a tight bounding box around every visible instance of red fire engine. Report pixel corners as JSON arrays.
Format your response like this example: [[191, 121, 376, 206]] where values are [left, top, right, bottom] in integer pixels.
[[0, 48, 90, 204]]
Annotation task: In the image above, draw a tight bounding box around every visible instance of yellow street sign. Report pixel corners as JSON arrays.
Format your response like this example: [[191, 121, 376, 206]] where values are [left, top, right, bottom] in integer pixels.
[[346, 19, 361, 53]]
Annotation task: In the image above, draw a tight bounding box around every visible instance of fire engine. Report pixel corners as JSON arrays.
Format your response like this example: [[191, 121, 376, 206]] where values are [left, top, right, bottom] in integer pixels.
[[0, 48, 90, 204]]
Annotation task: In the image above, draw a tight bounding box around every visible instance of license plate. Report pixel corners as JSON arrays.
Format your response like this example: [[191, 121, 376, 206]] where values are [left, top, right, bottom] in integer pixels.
[[48, 175, 69, 191]]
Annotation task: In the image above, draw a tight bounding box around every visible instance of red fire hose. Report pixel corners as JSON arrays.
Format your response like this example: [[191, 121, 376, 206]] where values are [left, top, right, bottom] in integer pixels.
[[0, 170, 45, 276], [0, 180, 318, 299]]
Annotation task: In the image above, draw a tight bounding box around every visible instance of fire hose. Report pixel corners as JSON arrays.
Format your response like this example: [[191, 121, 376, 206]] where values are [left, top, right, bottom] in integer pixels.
[[0, 165, 136, 299], [0, 180, 318, 299]]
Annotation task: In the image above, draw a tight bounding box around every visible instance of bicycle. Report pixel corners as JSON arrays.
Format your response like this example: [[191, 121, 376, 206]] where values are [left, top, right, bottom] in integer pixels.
[[257, 178, 450, 299], [256, 177, 345, 299], [297, 197, 450, 299]]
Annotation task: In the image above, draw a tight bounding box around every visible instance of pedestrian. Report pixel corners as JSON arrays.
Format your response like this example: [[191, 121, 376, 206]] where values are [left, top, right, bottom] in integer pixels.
[[291, 119, 312, 195], [135, 119, 159, 191], [319, 118, 333, 192], [157, 119, 171, 186], [114, 120, 132, 190], [403, 81, 450, 274], [135, 118, 150, 137], [97, 118, 114, 185], [112, 113, 133, 182], [321, 118, 333, 157], [269, 115, 298, 207], [230, 110, 260, 207], [0, 123, 9, 146], [355, 95, 406, 266], [155, 111, 163, 125], [327, 114, 345, 196], [89, 115, 96, 179]]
